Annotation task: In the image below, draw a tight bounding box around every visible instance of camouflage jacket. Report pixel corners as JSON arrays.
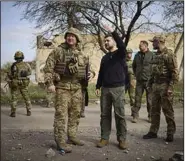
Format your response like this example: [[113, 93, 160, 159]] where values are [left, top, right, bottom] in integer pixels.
[[148, 47, 179, 89], [43, 43, 95, 89], [6, 61, 31, 81]]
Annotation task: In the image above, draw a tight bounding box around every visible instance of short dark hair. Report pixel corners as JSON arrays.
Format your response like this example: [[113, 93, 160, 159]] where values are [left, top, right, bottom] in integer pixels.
[[140, 40, 148, 46], [104, 33, 113, 39]]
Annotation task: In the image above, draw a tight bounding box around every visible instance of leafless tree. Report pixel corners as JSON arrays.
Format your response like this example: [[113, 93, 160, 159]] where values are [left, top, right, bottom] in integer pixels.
[[14, 1, 181, 53], [160, 1, 184, 32]]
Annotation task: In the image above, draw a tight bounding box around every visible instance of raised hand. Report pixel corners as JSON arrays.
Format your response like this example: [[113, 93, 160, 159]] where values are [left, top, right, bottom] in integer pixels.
[[101, 23, 114, 33]]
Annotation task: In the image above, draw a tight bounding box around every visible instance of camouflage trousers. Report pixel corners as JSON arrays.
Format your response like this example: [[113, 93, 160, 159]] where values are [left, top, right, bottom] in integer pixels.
[[125, 75, 135, 107], [127, 85, 135, 107], [81, 87, 89, 114], [10, 86, 31, 112], [132, 81, 152, 118], [54, 87, 82, 144], [45, 91, 54, 108], [149, 83, 176, 135], [100, 86, 127, 141]]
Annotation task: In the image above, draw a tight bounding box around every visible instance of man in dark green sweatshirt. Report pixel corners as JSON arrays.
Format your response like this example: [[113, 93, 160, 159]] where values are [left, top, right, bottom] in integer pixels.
[[132, 40, 153, 123]]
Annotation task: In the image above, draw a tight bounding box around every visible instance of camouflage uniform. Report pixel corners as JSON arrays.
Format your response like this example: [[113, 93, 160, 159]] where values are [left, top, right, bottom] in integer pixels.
[[125, 48, 135, 108], [143, 36, 179, 141], [6, 51, 32, 117], [43, 28, 95, 152]]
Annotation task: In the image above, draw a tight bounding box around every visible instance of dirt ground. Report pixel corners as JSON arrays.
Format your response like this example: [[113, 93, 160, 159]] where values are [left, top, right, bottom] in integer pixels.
[[1, 103, 184, 161]]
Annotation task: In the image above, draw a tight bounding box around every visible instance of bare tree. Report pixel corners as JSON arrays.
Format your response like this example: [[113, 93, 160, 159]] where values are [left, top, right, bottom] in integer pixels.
[[162, 1, 184, 32], [14, 1, 176, 52]]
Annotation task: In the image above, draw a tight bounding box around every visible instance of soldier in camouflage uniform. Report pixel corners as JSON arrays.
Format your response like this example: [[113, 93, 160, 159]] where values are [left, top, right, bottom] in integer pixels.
[[143, 36, 179, 142], [6, 51, 32, 117], [43, 27, 95, 153], [125, 48, 135, 113]]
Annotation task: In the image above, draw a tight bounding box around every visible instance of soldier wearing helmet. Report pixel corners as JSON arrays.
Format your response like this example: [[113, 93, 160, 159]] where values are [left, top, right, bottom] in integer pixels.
[[125, 48, 135, 114], [6, 51, 32, 117], [14, 51, 24, 60], [43, 27, 95, 153], [143, 35, 179, 142]]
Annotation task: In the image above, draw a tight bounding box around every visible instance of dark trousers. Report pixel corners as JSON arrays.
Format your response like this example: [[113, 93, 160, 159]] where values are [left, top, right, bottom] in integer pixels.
[[84, 88, 89, 106], [81, 87, 89, 113], [100, 86, 127, 141], [132, 81, 152, 118]]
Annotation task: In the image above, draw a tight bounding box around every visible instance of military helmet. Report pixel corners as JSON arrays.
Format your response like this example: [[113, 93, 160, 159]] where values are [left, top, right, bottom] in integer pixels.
[[64, 27, 82, 42], [126, 48, 133, 54], [14, 51, 24, 60]]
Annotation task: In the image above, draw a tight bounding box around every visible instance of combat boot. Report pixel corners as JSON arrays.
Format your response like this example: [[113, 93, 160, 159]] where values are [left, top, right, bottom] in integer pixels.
[[143, 132, 157, 139], [165, 134, 173, 142], [68, 137, 84, 146], [58, 143, 72, 153], [97, 139, 109, 148], [10, 112, 16, 117], [131, 117, 138, 123], [27, 110, 31, 116], [118, 140, 128, 150]]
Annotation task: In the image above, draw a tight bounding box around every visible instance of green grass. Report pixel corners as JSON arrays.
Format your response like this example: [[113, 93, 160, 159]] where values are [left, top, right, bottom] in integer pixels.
[[1, 81, 183, 105]]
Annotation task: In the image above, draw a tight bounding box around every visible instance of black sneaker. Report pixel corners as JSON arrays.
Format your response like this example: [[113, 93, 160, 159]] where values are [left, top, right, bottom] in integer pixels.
[[143, 132, 157, 139], [165, 134, 173, 142]]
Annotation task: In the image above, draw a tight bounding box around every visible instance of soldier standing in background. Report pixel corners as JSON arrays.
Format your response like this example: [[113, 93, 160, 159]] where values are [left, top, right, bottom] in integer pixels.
[[6, 51, 32, 117], [43, 27, 95, 153], [125, 48, 135, 115], [132, 41, 153, 123], [143, 36, 179, 142]]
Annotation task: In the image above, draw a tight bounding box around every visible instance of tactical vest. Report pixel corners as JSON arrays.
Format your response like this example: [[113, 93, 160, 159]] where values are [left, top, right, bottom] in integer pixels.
[[8, 61, 31, 88], [54, 47, 88, 80], [151, 49, 172, 83], [11, 62, 31, 80]]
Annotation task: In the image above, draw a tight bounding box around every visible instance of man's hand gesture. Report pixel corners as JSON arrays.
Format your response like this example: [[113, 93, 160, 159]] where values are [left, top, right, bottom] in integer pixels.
[[101, 24, 114, 33]]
